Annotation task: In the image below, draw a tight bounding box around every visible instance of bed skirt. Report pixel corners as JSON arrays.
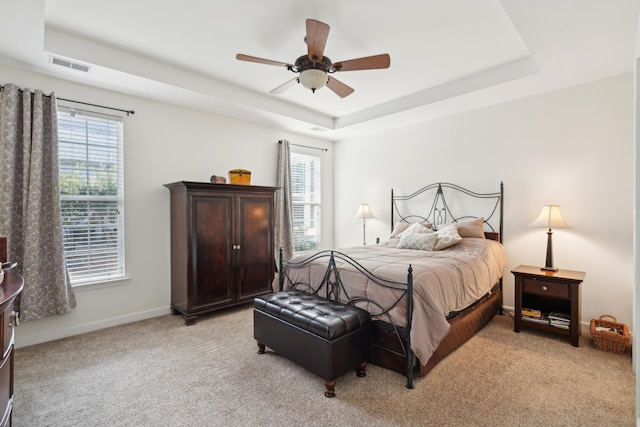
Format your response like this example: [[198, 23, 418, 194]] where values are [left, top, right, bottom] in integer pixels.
[[370, 284, 502, 378]]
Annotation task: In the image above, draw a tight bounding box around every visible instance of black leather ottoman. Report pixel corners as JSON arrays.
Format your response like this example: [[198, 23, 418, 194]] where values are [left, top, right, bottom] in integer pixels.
[[254, 290, 372, 397]]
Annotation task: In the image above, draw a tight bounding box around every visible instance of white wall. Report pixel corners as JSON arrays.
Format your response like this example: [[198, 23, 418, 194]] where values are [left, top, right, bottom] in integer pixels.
[[0, 65, 333, 347], [1, 66, 633, 348], [334, 73, 634, 332]]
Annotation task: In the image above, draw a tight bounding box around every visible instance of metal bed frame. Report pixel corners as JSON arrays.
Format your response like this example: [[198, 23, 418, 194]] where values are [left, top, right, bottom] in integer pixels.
[[277, 182, 504, 389], [391, 182, 503, 242]]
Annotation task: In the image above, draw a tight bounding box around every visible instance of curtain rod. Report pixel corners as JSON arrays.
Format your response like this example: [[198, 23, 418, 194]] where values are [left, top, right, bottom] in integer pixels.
[[280, 141, 328, 152], [0, 85, 135, 116], [57, 97, 134, 116]]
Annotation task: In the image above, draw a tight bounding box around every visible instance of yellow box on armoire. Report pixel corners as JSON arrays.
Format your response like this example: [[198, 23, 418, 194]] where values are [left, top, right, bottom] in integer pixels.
[[229, 169, 251, 185]]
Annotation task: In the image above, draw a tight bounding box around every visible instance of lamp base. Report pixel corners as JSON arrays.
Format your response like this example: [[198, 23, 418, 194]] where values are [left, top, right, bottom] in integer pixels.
[[541, 230, 557, 272]]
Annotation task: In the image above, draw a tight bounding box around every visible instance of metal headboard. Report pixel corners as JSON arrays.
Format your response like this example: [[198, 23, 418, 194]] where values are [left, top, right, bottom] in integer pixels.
[[391, 182, 504, 243]]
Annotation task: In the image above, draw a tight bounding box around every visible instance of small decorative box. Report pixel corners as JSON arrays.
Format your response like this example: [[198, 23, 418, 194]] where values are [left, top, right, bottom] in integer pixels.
[[210, 175, 226, 184], [229, 169, 251, 185]]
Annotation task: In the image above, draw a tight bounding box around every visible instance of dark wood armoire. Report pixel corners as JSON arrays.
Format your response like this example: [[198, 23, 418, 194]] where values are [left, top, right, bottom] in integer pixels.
[[164, 181, 276, 325]]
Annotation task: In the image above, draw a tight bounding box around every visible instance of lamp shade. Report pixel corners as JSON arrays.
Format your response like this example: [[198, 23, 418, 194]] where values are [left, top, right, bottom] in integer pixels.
[[299, 69, 328, 92], [354, 204, 375, 219], [529, 205, 570, 229]]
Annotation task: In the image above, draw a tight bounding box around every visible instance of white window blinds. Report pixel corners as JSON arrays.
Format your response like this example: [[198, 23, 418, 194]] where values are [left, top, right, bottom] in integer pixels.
[[58, 107, 125, 285], [290, 152, 321, 252]]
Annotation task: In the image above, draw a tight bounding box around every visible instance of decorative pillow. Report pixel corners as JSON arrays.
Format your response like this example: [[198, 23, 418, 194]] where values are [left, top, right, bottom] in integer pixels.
[[394, 222, 433, 238], [405, 222, 432, 234], [389, 222, 412, 239], [397, 231, 438, 250], [456, 217, 486, 239], [433, 225, 463, 250]]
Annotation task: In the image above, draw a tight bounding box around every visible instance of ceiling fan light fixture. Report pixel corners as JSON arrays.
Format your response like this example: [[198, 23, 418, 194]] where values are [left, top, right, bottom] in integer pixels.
[[299, 68, 328, 92], [236, 19, 389, 98]]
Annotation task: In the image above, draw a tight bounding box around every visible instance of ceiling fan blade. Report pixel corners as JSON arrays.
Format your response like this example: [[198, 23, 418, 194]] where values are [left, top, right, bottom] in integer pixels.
[[236, 54, 292, 68], [270, 77, 299, 94], [306, 19, 330, 61], [326, 76, 354, 98], [332, 54, 391, 72]]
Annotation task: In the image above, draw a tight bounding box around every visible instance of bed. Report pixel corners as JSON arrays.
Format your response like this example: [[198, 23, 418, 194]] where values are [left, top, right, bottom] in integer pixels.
[[275, 182, 506, 388]]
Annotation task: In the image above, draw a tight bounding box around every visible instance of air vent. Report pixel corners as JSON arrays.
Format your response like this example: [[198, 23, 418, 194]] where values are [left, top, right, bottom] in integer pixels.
[[50, 56, 91, 73], [310, 127, 330, 132]]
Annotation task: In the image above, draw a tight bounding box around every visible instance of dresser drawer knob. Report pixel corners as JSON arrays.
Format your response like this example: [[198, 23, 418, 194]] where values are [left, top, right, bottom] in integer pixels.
[[542, 286, 548, 291]]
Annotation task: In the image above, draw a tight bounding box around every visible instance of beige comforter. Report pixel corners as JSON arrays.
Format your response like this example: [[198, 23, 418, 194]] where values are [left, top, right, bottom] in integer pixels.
[[275, 237, 507, 365]]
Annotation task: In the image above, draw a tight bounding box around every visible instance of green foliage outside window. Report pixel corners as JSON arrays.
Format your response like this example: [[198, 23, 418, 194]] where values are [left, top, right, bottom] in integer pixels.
[[60, 164, 118, 234], [293, 224, 318, 252], [59, 165, 117, 196]]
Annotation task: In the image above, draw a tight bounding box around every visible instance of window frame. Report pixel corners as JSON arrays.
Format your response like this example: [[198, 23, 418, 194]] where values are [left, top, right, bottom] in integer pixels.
[[290, 150, 322, 253], [57, 106, 126, 287]]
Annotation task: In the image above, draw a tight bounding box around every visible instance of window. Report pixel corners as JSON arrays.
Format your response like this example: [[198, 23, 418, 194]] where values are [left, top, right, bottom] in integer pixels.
[[57, 107, 125, 285], [291, 152, 321, 252]]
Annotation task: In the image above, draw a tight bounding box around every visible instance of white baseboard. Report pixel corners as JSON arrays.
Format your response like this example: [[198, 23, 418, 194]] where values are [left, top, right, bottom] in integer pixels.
[[15, 306, 173, 348]]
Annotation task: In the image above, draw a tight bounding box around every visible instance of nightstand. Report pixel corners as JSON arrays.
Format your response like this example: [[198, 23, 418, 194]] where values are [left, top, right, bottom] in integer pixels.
[[512, 265, 585, 347]]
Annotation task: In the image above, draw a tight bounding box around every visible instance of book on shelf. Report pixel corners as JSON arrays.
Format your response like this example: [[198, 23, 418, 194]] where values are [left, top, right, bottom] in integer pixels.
[[522, 313, 549, 325], [548, 311, 570, 328], [521, 308, 542, 318], [548, 312, 570, 322]]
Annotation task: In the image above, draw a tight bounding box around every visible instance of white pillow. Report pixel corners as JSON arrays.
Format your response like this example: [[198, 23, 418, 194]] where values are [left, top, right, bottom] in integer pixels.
[[397, 231, 438, 250], [433, 225, 463, 250], [397, 222, 433, 238], [390, 222, 433, 238]]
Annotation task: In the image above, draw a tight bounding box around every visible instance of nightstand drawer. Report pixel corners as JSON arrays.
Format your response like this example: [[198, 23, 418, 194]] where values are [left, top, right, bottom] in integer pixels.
[[523, 278, 568, 299]]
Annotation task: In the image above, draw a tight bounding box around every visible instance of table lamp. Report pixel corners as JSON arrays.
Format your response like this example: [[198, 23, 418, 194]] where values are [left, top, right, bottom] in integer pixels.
[[529, 205, 570, 271]]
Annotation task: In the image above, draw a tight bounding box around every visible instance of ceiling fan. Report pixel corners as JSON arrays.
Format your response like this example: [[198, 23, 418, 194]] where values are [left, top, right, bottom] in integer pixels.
[[236, 19, 390, 98]]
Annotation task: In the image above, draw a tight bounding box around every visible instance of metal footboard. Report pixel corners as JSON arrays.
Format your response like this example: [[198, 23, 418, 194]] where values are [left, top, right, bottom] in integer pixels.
[[278, 248, 416, 389]]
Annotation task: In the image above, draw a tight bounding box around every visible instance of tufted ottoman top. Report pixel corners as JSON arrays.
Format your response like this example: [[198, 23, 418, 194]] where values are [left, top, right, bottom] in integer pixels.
[[254, 290, 371, 340]]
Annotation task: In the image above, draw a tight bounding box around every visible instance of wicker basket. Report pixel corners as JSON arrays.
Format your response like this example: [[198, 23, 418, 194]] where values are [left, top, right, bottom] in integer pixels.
[[590, 315, 630, 354]]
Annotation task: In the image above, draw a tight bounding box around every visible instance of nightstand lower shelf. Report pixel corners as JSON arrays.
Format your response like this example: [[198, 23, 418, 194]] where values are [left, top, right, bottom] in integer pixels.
[[520, 317, 570, 335]]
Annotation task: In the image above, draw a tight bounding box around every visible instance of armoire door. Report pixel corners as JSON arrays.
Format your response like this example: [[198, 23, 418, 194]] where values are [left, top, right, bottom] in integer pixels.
[[191, 193, 235, 309], [235, 193, 274, 302]]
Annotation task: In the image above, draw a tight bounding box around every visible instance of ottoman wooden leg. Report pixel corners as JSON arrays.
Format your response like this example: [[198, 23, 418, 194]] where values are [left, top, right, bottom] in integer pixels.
[[324, 380, 336, 398], [356, 361, 368, 377]]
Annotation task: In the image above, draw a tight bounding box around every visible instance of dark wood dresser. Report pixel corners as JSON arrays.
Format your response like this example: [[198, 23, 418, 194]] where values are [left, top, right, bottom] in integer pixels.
[[0, 270, 23, 427], [164, 181, 277, 325]]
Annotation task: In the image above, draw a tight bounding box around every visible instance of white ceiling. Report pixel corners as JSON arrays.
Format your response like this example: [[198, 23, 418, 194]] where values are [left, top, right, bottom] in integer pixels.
[[1, 0, 638, 140]]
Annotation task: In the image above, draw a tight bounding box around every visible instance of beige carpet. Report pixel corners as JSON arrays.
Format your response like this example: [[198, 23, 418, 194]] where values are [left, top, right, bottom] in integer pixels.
[[13, 306, 635, 427]]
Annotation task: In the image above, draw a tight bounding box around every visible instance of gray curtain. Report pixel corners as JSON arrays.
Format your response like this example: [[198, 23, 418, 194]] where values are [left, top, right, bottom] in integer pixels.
[[0, 83, 76, 321], [274, 140, 294, 261]]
